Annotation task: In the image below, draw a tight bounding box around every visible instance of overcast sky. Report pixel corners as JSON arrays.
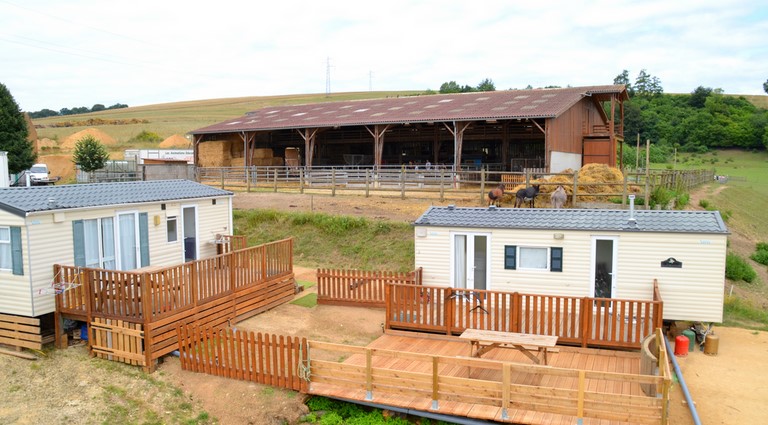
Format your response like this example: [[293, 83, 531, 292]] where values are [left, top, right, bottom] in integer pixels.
[[1, 0, 767, 112]]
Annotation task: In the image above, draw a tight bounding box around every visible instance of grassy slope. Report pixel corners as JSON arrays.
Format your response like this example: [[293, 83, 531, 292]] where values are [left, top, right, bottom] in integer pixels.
[[32, 91, 422, 146]]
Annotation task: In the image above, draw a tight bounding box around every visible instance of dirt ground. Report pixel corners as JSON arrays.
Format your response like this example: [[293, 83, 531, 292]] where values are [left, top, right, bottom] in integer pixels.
[[2, 188, 767, 424]]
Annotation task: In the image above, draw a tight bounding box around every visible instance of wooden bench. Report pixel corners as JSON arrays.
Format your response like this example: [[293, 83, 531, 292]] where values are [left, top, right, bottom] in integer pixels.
[[459, 329, 558, 365]]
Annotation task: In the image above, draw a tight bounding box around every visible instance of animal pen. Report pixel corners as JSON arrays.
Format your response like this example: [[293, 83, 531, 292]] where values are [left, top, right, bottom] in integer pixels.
[[53, 238, 296, 371]]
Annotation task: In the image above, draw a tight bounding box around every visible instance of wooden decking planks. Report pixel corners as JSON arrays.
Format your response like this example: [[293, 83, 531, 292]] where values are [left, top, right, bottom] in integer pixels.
[[308, 333, 654, 425]]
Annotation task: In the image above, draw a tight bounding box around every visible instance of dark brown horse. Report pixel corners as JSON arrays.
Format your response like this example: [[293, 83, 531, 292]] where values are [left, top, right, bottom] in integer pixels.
[[487, 183, 505, 206]]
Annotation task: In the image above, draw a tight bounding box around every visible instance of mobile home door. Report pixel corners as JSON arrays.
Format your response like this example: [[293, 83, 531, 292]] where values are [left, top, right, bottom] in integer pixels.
[[451, 233, 490, 290]]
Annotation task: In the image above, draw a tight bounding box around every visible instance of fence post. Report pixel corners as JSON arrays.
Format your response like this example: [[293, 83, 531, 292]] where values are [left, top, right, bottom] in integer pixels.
[[581, 297, 590, 347], [300, 168, 305, 194], [332, 168, 336, 197], [246, 166, 251, 193], [273, 169, 278, 193], [572, 173, 579, 208], [365, 349, 373, 400], [220, 168, 225, 189], [480, 168, 486, 204], [622, 174, 628, 207], [445, 288, 454, 335], [512, 292, 520, 333], [501, 363, 511, 420], [141, 272, 153, 371], [384, 283, 392, 330], [365, 169, 370, 198], [400, 169, 405, 199], [431, 357, 440, 410], [439, 169, 445, 202]]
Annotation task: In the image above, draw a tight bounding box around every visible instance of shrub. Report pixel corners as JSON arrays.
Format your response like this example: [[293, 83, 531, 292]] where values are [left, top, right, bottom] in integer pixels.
[[674, 192, 690, 209], [649, 186, 674, 209], [130, 130, 162, 143], [756, 242, 768, 252], [319, 412, 343, 425], [750, 250, 768, 266], [699, 199, 710, 209], [726, 252, 757, 283]]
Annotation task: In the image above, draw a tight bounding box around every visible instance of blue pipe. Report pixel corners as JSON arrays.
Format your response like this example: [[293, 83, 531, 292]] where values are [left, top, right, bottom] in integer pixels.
[[663, 335, 702, 425], [330, 397, 499, 425]]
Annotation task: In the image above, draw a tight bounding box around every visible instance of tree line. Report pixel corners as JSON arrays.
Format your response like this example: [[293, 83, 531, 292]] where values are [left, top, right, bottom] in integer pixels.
[[28, 103, 129, 119], [614, 69, 768, 154]]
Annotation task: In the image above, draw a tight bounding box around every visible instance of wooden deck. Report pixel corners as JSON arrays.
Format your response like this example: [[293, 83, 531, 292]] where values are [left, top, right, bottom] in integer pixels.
[[308, 331, 668, 425]]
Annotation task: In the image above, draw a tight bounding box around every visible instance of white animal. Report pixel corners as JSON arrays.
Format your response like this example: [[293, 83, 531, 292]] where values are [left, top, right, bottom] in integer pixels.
[[550, 185, 567, 208]]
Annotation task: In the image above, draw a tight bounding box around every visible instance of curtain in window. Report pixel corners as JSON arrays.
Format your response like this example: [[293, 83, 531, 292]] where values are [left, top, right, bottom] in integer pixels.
[[83, 220, 100, 268], [118, 213, 137, 270], [454, 234, 467, 289], [0, 227, 10, 269], [101, 218, 116, 269], [520, 247, 548, 269]]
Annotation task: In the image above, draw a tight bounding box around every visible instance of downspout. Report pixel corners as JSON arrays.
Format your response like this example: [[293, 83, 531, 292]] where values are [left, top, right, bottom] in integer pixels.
[[333, 398, 499, 425], [662, 336, 703, 425]]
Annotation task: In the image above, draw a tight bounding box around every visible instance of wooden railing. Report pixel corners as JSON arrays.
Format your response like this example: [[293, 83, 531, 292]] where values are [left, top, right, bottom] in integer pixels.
[[385, 282, 663, 350], [317, 268, 422, 308], [308, 337, 670, 425], [177, 326, 306, 391], [54, 238, 296, 370]]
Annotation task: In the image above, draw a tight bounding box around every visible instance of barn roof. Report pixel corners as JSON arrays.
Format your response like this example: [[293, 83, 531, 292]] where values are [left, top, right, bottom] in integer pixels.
[[191, 85, 627, 134], [0, 180, 232, 217], [413, 206, 729, 234]]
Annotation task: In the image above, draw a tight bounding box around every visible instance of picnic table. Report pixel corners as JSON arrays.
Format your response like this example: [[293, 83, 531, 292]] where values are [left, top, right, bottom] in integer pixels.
[[459, 329, 558, 365]]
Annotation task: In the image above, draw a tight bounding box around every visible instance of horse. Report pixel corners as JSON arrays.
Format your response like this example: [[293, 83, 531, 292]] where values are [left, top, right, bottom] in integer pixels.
[[514, 185, 540, 208], [550, 185, 567, 208], [487, 183, 505, 206]]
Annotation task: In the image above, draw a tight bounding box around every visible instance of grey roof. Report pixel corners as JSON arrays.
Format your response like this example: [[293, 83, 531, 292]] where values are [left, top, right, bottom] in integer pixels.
[[413, 206, 729, 234], [0, 180, 232, 217], [191, 85, 628, 135]]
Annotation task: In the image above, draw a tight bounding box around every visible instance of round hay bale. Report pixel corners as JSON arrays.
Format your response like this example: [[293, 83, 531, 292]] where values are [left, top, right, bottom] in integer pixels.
[[60, 128, 117, 151], [159, 134, 191, 148]]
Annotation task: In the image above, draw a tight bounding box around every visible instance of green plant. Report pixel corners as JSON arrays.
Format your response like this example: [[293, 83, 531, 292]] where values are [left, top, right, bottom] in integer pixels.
[[756, 242, 768, 252], [750, 250, 768, 266], [699, 199, 710, 209], [674, 192, 690, 209], [649, 186, 674, 209], [725, 252, 757, 283], [724, 296, 768, 330], [130, 130, 163, 143], [319, 412, 343, 425], [291, 293, 318, 308], [72, 134, 109, 172]]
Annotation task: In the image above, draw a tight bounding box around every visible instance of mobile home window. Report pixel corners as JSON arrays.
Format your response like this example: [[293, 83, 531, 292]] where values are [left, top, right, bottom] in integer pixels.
[[167, 216, 178, 242], [0, 227, 10, 270], [504, 245, 563, 272], [519, 247, 548, 270]]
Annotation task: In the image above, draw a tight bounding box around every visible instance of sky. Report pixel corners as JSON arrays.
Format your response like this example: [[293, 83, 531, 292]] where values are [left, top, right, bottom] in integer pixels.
[[1, 0, 767, 112]]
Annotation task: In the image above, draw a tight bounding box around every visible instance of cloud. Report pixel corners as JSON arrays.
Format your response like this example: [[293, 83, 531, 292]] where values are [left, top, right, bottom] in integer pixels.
[[1, 0, 766, 111]]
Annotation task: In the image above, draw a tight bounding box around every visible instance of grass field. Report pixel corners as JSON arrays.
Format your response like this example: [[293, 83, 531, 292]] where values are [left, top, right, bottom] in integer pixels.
[[32, 90, 422, 147]]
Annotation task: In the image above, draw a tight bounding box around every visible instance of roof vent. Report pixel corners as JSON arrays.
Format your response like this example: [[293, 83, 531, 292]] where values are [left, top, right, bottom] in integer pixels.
[[447, 204, 455, 210], [488, 205, 497, 210], [48, 198, 57, 207], [627, 195, 637, 227]]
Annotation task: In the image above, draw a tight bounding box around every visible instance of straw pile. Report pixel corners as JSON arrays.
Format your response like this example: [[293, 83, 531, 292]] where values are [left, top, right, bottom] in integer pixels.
[[506, 163, 637, 205], [60, 128, 117, 151], [251, 148, 275, 166], [159, 134, 191, 148]]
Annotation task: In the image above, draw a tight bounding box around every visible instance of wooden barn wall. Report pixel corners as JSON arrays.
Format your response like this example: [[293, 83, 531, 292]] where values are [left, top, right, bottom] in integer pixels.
[[547, 98, 608, 161]]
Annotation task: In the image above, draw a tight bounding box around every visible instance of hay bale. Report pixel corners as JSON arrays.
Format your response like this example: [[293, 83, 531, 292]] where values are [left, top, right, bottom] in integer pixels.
[[230, 157, 245, 167], [60, 128, 118, 151], [198, 140, 231, 167], [252, 158, 272, 167], [253, 148, 273, 159], [159, 134, 191, 148], [272, 157, 284, 166]]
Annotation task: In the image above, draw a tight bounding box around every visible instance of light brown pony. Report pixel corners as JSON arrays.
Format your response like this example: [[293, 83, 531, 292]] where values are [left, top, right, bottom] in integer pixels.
[[550, 185, 567, 208]]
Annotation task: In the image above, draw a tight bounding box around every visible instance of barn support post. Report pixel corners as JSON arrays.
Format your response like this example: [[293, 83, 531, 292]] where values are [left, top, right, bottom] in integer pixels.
[[443, 121, 471, 172], [479, 169, 486, 204], [365, 124, 390, 173], [297, 128, 320, 169]]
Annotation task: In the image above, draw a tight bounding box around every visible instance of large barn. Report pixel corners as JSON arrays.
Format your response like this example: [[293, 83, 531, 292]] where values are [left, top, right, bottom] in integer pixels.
[[189, 85, 628, 173]]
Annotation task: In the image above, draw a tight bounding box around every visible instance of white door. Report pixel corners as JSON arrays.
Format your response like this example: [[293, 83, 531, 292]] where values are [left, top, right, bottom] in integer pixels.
[[117, 212, 139, 270], [452, 233, 490, 290], [591, 236, 618, 299]]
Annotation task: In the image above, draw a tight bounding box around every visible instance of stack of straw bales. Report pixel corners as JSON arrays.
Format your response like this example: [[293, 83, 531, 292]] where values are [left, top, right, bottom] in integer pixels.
[[198, 140, 232, 167]]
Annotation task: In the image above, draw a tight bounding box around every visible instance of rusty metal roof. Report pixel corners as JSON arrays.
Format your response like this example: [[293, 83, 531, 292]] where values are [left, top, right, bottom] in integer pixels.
[[191, 85, 627, 135]]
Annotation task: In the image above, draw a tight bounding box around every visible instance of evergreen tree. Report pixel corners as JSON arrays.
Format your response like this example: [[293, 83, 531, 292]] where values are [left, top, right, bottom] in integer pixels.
[[72, 135, 109, 172], [476, 78, 496, 92], [0, 82, 35, 173]]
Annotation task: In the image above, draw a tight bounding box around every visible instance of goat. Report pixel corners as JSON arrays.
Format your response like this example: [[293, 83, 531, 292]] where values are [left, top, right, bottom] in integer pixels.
[[514, 185, 540, 208], [487, 183, 505, 207], [550, 185, 567, 208]]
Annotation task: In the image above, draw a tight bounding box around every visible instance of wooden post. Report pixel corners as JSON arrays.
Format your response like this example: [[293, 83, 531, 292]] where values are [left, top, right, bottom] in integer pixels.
[[622, 174, 628, 207], [365, 349, 373, 400], [384, 284, 391, 330], [246, 166, 250, 193], [141, 272, 153, 371], [581, 297, 590, 348], [511, 292, 520, 333], [577, 370, 586, 420], [480, 168, 486, 205], [273, 169, 278, 193], [400, 168, 405, 199], [445, 288, 454, 335], [331, 169, 336, 197], [644, 139, 651, 209], [501, 363, 511, 420], [365, 169, 370, 198], [299, 168, 304, 194], [439, 169, 445, 202], [431, 356, 439, 410], [572, 172, 579, 208], [220, 168, 225, 189]]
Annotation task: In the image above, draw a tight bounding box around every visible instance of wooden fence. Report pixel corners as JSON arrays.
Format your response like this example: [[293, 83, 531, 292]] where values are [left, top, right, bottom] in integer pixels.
[[177, 326, 306, 391], [54, 238, 296, 370], [385, 281, 663, 350], [317, 268, 422, 307], [198, 165, 713, 206], [176, 325, 671, 425], [308, 334, 671, 425], [0, 313, 53, 351]]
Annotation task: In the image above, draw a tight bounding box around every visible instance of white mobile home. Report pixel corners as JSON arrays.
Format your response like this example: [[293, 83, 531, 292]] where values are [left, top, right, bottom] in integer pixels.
[[0, 180, 233, 319], [413, 205, 729, 322]]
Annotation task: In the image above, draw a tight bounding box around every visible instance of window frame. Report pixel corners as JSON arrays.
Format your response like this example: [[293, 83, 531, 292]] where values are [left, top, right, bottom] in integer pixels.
[[167, 216, 178, 243], [504, 245, 563, 272], [0, 226, 11, 271]]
